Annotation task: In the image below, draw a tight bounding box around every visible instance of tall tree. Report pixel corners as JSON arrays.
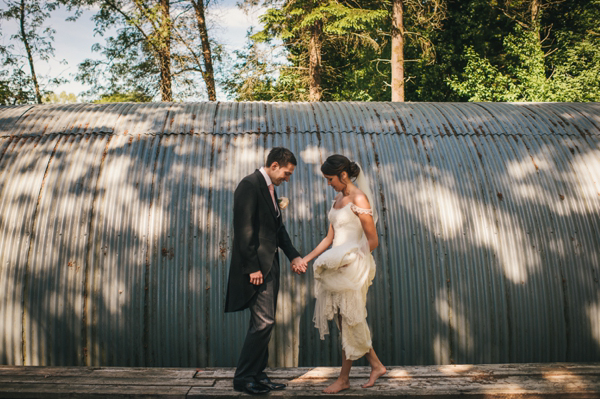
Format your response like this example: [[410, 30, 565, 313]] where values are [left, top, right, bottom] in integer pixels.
[[390, 0, 403, 101], [19, 0, 42, 103], [308, 17, 323, 101], [70, 0, 219, 101], [190, 0, 216, 100], [390, 0, 446, 101], [105, 0, 173, 100], [447, 0, 600, 102], [0, 0, 63, 104], [170, 0, 218, 101], [157, 0, 172, 100], [227, 0, 599, 102], [240, 0, 387, 101], [222, 28, 307, 101]]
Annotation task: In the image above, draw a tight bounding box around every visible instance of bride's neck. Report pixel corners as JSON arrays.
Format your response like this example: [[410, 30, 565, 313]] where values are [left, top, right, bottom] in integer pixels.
[[342, 181, 355, 196]]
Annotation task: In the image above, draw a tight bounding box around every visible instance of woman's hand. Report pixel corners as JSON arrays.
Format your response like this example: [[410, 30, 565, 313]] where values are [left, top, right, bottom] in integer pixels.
[[291, 257, 307, 274]]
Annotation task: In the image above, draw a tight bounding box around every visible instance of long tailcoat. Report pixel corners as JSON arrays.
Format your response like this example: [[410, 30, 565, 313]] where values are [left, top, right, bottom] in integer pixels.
[[224, 170, 301, 313]]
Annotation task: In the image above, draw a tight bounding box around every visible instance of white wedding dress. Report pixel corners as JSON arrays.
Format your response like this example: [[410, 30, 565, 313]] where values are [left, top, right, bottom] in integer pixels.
[[313, 201, 377, 361]]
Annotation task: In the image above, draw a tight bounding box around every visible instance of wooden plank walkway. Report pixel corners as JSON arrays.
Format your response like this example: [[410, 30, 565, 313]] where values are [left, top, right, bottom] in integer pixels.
[[0, 363, 599, 398]]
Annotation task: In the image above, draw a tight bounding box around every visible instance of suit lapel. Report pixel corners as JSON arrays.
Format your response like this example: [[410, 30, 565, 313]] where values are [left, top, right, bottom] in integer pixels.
[[255, 170, 279, 220]]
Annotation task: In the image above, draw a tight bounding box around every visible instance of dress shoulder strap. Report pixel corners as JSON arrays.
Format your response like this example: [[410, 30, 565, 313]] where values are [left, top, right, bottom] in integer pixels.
[[350, 203, 373, 216]]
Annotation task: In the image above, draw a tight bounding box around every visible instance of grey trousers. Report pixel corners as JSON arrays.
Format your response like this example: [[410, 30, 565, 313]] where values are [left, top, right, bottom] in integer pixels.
[[233, 257, 280, 384]]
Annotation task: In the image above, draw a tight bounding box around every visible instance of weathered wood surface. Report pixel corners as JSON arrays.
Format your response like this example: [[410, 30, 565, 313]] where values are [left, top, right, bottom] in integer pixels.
[[0, 363, 599, 398]]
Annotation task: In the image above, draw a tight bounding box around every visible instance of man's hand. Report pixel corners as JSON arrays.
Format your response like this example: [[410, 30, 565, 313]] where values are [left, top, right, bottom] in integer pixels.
[[249, 270, 264, 285], [291, 257, 307, 274]]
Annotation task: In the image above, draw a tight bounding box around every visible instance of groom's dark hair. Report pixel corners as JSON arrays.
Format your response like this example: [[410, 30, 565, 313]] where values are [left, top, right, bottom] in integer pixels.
[[266, 147, 297, 167]]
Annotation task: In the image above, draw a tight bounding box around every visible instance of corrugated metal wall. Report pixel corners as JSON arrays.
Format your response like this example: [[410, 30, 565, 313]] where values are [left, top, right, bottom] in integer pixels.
[[0, 102, 599, 367]]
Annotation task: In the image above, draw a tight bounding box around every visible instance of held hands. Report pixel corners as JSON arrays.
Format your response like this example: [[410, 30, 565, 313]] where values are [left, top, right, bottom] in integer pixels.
[[291, 257, 308, 274], [249, 258, 306, 284]]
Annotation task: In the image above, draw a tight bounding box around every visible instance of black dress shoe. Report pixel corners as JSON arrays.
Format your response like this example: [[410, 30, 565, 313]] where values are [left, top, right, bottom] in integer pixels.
[[257, 377, 286, 390], [233, 381, 271, 395]]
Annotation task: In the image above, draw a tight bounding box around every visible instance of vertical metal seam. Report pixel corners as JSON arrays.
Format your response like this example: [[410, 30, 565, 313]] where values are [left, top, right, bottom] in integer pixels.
[[144, 134, 163, 365], [368, 133, 393, 356], [211, 102, 220, 135], [205, 134, 217, 365], [82, 133, 113, 366], [21, 134, 62, 365]]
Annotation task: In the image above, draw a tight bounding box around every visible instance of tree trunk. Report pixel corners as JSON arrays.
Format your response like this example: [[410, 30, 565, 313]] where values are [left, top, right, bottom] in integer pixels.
[[158, 0, 172, 101], [308, 19, 323, 102], [531, 0, 540, 23], [191, 0, 216, 101], [531, 0, 541, 40], [391, 0, 404, 102], [20, 0, 42, 104]]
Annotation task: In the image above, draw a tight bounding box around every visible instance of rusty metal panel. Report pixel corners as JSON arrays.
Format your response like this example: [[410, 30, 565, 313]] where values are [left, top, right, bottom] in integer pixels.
[[266, 102, 319, 134], [0, 106, 33, 136], [0, 102, 598, 369], [164, 102, 218, 134], [0, 135, 60, 365], [1, 104, 120, 137], [25, 134, 108, 366]]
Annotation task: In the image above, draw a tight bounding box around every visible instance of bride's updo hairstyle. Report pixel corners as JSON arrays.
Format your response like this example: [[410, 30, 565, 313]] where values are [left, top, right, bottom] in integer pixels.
[[321, 154, 360, 181]]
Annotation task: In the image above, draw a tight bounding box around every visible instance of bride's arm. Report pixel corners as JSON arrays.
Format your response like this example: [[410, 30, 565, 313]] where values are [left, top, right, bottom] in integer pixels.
[[353, 195, 379, 252], [303, 223, 334, 263]]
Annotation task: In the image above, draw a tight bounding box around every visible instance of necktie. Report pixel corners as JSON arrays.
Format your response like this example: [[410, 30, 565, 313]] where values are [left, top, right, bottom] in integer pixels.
[[268, 184, 280, 216]]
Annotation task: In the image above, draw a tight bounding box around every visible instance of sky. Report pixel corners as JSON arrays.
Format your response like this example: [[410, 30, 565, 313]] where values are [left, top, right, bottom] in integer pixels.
[[1, 0, 264, 100]]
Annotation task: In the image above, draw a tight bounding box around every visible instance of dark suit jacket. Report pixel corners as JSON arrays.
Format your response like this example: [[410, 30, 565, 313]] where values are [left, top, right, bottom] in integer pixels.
[[224, 170, 301, 312]]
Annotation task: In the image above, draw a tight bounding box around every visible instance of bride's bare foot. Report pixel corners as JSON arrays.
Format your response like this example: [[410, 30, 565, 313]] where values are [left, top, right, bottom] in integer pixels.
[[362, 365, 387, 388], [323, 378, 350, 394]]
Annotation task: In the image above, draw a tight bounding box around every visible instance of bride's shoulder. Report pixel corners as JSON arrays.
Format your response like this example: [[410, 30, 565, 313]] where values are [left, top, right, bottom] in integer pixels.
[[351, 191, 371, 210]]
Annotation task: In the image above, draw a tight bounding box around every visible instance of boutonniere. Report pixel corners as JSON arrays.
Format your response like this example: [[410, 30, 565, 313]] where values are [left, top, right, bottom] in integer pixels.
[[277, 197, 289, 210]]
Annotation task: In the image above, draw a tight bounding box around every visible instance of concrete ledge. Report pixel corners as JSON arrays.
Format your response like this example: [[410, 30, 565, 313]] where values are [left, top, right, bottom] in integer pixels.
[[0, 363, 599, 398]]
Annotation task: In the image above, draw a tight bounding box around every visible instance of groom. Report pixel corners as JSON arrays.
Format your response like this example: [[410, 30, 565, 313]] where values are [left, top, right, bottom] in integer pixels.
[[225, 147, 307, 395]]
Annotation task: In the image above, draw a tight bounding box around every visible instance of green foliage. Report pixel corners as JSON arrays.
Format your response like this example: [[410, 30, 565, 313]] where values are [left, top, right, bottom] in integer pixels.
[[68, 0, 221, 101], [75, 28, 161, 101], [3, 0, 599, 103], [93, 90, 153, 103], [221, 29, 309, 101], [226, 0, 390, 101], [69, 1, 166, 101], [547, 37, 600, 102], [448, 22, 600, 102], [447, 46, 512, 101], [0, 68, 38, 105], [43, 91, 78, 103], [0, 0, 61, 62], [0, 0, 68, 104]]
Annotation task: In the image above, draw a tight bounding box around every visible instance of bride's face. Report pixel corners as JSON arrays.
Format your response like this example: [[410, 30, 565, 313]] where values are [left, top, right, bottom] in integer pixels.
[[323, 173, 346, 192]]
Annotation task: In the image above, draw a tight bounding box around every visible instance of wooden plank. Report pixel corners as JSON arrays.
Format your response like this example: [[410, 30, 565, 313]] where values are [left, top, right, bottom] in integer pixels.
[[195, 367, 313, 379], [293, 365, 600, 380], [3, 365, 596, 380], [0, 376, 215, 387], [0, 367, 96, 377], [90, 368, 196, 378], [186, 388, 600, 399], [0, 364, 598, 399], [0, 384, 190, 399], [0, 367, 194, 379]]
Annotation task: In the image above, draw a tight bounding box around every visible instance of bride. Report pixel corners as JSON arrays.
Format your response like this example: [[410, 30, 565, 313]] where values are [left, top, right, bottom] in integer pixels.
[[303, 154, 386, 394]]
